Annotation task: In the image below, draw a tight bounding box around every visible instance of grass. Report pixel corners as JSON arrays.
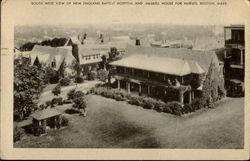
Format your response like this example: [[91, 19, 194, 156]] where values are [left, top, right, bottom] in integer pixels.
[[14, 95, 244, 148]]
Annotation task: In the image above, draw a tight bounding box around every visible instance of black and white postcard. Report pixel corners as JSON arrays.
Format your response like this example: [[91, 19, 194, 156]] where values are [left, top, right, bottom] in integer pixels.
[[1, 0, 250, 160]]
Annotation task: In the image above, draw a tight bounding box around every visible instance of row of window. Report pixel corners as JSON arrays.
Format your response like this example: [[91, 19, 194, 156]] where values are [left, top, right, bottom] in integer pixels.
[[116, 67, 184, 84], [82, 54, 100, 61]]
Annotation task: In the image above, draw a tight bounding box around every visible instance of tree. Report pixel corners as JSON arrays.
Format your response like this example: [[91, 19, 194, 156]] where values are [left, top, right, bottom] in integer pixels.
[[71, 59, 81, 77], [200, 62, 224, 108], [87, 71, 97, 80], [52, 85, 61, 96], [100, 55, 107, 70], [67, 89, 76, 100], [97, 69, 109, 82], [44, 66, 59, 84], [14, 64, 45, 120], [72, 96, 87, 116], [108, 47, 120, 62]]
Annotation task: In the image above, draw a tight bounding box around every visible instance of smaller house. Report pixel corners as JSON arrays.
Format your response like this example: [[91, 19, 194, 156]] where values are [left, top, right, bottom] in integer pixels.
[[31, 108, 63, 136]]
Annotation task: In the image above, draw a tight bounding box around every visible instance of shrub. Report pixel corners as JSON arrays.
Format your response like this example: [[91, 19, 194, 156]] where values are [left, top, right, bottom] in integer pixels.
[[45, 101, 51, 107], [87, 71, 97, 80], [67, 89, 76, 100], [154, 100, 165, 112], [142, 97, 155, 109], [168, 101, 182, 116], [75, 76, 84, 83], [73, 91, 85, 99], [97, 69, 109, 82], [51, 98, 58, 107], [57, 97, 63, 105], [52, 85, 61, 96], [59, 77, 71, 86], [114, 94, 125, 101], [14, 125, 25, 142], [162, 103, 172, 114], [182, 103, 194, 114], [128, 96, 143, 106], [72, 96, 87, 111], [191, 98, 203, 110], [61, 116, 69, 126]]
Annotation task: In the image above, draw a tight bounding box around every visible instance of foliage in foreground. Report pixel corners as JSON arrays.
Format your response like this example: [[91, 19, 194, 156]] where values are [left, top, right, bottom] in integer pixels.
[[14, 64, 46, 121], [14, 125, 25, 142]]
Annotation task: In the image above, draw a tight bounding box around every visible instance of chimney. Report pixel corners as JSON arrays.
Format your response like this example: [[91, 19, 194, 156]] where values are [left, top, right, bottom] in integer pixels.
[[135, 38, 140, 46]]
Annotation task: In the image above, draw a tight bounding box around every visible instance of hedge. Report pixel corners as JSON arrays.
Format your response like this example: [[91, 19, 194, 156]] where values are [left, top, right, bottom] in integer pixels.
[[89, 86, 216, 116]]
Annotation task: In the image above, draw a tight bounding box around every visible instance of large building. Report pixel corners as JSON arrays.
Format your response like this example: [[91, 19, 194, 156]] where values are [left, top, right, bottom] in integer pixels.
[[224, 25, 245, 95], [110, 46, 223, 104], [15, 45, 76, 77], [224, 25, 245, 81]]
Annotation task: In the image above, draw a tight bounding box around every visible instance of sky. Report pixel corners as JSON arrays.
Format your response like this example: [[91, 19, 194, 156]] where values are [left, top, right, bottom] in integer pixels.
[[3, 0, 250, 26]]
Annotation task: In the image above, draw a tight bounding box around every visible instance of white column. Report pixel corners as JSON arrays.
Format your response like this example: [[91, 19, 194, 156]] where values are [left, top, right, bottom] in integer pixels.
[[179, 92, 184, 104], [147, 85, 150, 96], [139, 84, 142, 95], [189, 90, 192, 104], [127, 82, 130, 94], [117, 79, 120, 89], [240, 49, 243, 65]]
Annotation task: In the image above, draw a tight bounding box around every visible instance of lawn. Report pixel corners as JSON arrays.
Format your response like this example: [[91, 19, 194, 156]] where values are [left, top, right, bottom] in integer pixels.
[[14, 95, 244, 149]]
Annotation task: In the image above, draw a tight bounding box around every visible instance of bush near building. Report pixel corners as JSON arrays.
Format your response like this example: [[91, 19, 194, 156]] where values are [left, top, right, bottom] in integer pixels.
[[75, 76, 84, 83], [97, 69, 109, 82], [59, 77, 71, 86], [90, 86, 191, 116], [87, 71, 97, 80]]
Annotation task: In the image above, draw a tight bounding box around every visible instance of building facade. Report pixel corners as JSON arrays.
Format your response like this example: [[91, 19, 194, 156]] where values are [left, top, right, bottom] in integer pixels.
[[224, 25, 245, 95], [110, 47, 223, 104]]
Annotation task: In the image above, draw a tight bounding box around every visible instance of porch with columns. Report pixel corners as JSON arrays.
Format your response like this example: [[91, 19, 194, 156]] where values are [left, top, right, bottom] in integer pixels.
[[115, 77, 193, 104]]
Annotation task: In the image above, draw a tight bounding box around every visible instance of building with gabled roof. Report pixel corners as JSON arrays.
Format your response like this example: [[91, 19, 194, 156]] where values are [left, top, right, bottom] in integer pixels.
[[110, 46, 223, 104], [28, 45, 76, 71]]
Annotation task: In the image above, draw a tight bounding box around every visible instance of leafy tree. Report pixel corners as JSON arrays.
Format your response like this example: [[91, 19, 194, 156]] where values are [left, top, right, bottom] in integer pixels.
[[14, 64, 45, 120], [108, 47, 120, 62], [71, 59, 81, 77], [19, 42, 38, 51], [87, 71, 97, 80], [72, 96, 87, 116], [52, 85, 61, 96], [100, 55, 107, 70], [73, 91, 85, 99], [97, 69, 109, 82], [44, 66, 59, 84], [200, 62, 224, 108], [59, 77, 71, 86], [67, 89, 76, 100]]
